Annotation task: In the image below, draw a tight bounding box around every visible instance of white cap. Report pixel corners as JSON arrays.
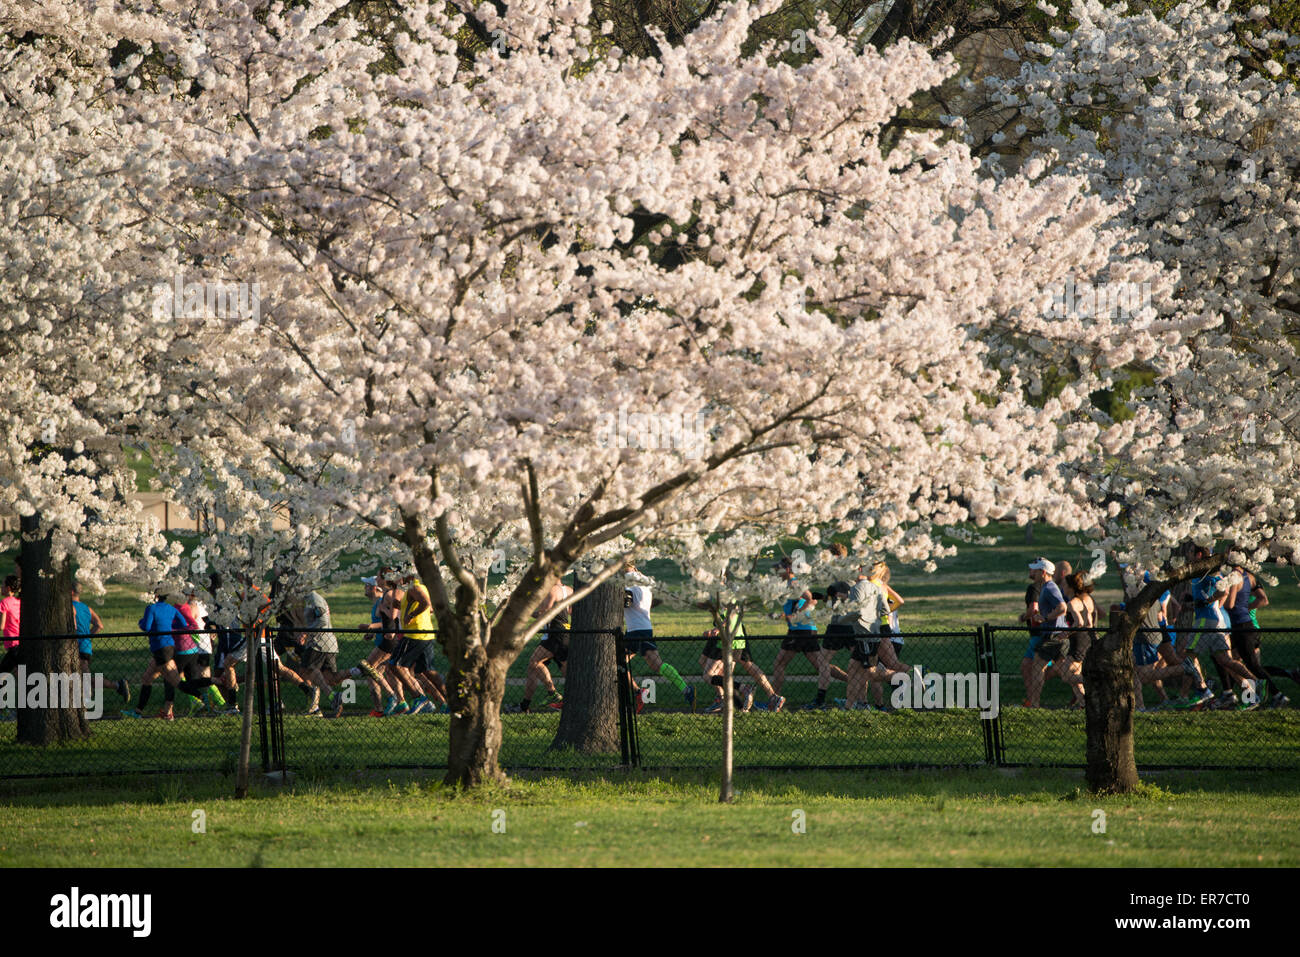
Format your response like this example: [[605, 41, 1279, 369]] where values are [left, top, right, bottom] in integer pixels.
[[1028, 558, 1056, 575], [360, 576, 377, 587]]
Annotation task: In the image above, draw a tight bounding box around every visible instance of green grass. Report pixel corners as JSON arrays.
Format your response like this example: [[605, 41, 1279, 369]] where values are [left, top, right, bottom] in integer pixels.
[[1, 767, 1297, 867]]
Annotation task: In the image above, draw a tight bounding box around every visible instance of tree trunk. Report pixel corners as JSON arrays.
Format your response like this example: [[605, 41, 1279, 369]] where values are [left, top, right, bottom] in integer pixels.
[[15, 513, 87, 745], [235, 624, 259, 799], [445, 644, 509, 787], [1083, 608, 1140, 794], [551, 577, 622, 753], [719, 623, 734, 803], [1024, 521, 1034, 545]]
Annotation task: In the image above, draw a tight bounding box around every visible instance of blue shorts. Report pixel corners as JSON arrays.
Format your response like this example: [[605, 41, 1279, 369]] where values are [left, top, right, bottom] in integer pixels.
[[1023, 632, 1044, 661], [1134, 641, 1160, 667], [624, 629, 657, 657]]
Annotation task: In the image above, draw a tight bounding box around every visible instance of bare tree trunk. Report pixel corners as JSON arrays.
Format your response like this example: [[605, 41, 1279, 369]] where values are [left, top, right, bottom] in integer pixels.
[[551, 578, 622, 753], [235, 624, 258, 798], [445, 643, 509, 787], [15, 513, 87, 745], [719, 623, 734, 803], [1083, 609, 1140, 794]]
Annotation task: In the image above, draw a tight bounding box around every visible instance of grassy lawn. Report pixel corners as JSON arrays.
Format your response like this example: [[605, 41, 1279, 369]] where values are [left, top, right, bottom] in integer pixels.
[[1, 767, 1297, 867]]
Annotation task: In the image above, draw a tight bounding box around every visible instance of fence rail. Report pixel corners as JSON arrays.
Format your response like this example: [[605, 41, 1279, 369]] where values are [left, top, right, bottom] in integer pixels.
[[2, 621, 1297, 779]]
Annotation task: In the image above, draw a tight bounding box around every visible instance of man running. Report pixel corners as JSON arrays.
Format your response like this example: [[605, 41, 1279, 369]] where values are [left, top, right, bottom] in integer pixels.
[[122, 591, 192, 720], [396, 574, 448, 714], [353, 576, 399, 716], [292, 589, 347, 717], [1226, 565, 1281, 708], [623, 563, 694, 712]]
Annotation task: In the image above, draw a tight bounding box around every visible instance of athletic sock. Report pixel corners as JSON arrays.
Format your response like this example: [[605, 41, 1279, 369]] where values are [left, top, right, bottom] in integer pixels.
[[815, 688, 827, 706], [138, 685, 152, 709], [658, 662, 687, 693], [207, 685, 226, 708], [164, 684, 176, 703], [710, 675, 724, 688], [178, 678, 213, 696]]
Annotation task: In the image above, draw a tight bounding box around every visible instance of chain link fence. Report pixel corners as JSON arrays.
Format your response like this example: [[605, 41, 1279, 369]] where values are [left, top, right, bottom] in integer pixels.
[[987, 625, 1300, 769], [3, 623, 1297, 778]]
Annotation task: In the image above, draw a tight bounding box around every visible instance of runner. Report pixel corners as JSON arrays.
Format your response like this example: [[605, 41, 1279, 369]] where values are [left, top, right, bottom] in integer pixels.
[[770, 558, 832, 707], [396, 574, 448, 714], [1176, 562, 1249, 710], [840, 564, 896, 710], [699, 606, 784, 714], [1019, 569, 1049, 707], [352, 576, 398, 716], [519, 578, 572, 713], [1225, 566, 1282, 708], [1029, 559, 1073, 707], [623, 563, 694, 712], [122, 591, 191, 720], [1058, 572, 1094, 708], [867, 561, 908, 706], [296, 589, 348, 717], [0, 575, 19, 677]]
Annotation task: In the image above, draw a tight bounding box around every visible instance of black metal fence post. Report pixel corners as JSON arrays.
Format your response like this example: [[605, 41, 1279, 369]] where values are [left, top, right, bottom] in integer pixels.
[[614, 627, 640, 768], [255, 632, 270, 772]]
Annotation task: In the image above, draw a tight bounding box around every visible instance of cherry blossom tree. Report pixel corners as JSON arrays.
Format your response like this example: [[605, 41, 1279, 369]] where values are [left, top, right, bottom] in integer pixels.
[[0, 9, 183, 743], [30, 0, 1185, 786], [989, 0, 1300, 790]]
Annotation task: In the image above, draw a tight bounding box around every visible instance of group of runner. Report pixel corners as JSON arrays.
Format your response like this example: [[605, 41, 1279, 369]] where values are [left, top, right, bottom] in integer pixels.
[[515, 553, 916, 715], [102, 568, 452, 720], [4, 544, 1297, 721], [1021, 551, 1293, 711]]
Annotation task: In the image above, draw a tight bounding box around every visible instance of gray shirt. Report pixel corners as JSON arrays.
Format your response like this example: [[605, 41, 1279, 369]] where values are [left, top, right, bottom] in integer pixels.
[[844, 577, 890, 636], [303, 591, 336, 652]]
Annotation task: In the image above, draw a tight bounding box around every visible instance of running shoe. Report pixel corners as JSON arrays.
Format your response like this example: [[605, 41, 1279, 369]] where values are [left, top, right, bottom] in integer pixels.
[[331, 693, 346, 718], [409, 696, 432, 715], [635, 688, 646, 715], [740, 685, 755, 712], [383, 696, 400, 716], [120, 707, 143, 719], [684, 684, 696, 711], [157, 710, 175, 721], [1190, 687, 1215, 710], [545, 690, 564, 711], [368, 708, 385, 717], [393, 700, 410, 715], [703, 700, 724, 714], [769, 694, 787, 713], [305, 686, 321, 713], [305, 707, 323, 718], [1268, 693, 1291, 709], [116, 678, 130, 702]]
